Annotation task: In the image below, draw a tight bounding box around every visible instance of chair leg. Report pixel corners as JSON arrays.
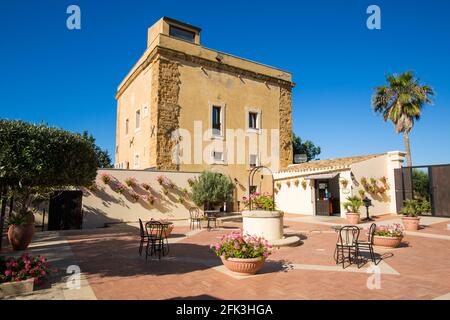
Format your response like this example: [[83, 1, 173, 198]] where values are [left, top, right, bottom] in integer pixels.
[[341, 247, 345, 268], [139, 239, 143, 256], [145, 239, 150, 261], [369, 245, 376, 265]]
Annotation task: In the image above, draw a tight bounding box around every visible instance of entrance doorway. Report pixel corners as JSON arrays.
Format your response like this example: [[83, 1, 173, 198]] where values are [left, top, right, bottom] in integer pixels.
[[314, 176, 341, 216]]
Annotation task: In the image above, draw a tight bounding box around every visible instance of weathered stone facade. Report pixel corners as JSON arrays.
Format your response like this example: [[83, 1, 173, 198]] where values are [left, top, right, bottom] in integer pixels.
[[279, 85, 293, 169], [151, 56, 181, 170]]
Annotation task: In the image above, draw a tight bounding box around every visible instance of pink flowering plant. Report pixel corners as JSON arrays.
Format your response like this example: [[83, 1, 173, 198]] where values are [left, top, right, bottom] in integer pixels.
[[210, 231, 272, 260], [374, 223, 404, 238], [0, 253, 53, 285], [99, 172, 113, 184], [242, 192, 275, 211], [124, 177, 138, 187], [112, 181, 127, 194]]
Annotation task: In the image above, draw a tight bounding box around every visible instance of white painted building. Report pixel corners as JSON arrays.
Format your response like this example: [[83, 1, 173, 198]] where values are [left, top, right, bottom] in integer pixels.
[[274, 151, 406, 218]]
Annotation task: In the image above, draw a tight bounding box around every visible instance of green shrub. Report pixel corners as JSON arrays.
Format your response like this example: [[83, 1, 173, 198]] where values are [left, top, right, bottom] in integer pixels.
[[191, 171, 234, 209], [343, 196, 363, 213]]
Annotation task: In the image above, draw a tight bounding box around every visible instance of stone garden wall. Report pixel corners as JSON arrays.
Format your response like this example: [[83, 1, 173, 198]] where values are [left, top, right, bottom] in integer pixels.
[[81, 169, 200, 229]]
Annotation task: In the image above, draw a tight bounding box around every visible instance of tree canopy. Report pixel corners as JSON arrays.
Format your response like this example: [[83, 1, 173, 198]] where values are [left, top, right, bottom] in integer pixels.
[[82, 131, 113, 168], [292, 133, 321, 162], [372, 71, 434, 166], [191, 171, 234, 209], [0, 120, 98, 189]]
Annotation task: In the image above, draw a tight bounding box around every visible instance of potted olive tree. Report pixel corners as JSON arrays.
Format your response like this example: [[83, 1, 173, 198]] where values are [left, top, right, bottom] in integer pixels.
[[401, 199, 431, 231], [191, 171, 234, 211], [343, 196, 363, 224]]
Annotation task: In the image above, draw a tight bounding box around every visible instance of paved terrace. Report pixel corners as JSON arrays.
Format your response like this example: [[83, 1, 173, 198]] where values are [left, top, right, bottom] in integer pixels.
[[1, 214, 450, 300]]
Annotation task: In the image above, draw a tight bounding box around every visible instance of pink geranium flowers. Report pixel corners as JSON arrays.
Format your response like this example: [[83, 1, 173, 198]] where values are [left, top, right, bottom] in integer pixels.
[[0, 253, 53, 286], [210, 231, 272, 260]]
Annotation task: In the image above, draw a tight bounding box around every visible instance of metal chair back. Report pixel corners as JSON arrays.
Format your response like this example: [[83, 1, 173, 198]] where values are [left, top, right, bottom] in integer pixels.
[[367, 223, 377, 244], [189, 207, 202, 220], [337, 226, 360, 246], [145, 220, 164, 240], [138, 218, 145, 238]]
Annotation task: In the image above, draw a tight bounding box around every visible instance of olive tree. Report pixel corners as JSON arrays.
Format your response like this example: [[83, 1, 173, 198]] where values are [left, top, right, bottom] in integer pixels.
[[191, 171, 235, 210], [0, 120, 98, 250]]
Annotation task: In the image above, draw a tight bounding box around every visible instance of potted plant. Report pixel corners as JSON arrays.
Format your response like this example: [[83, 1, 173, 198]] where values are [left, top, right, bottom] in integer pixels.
[[191, 171, 234, 211], [156, 175, 166, 185], [276, 182, 282, 189], [294, 179, 300, 187], [401, 199, 430, 231], [0, 253, 52, 298], [143, 194, 155, 206], [340, 178, 349, 188], [373, 224, 403, 248], [286, 181, 291, 188], [242, 192, 275, 211], [211, 231, 272, 275], [358, 190, 366, 199], [342, 196, 362, 224], [7, 210, 35, 251], [112, 181, 127, 194], [162, 187, 169, 196], [301, 180, 308, 190], [141, 182, 151, 191], [99, 172, 113, 184], [130, 191, 140, 202], [125, 177, 137, 188]]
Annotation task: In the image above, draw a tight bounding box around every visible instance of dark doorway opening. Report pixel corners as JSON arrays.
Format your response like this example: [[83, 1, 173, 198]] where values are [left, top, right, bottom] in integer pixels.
[[314, 176, 341, 216], [48, 190, 83, 231]]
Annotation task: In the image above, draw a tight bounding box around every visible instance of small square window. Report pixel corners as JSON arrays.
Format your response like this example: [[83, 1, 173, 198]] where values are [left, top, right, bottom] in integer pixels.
[[169, 26, 195, 43], [249, 112, 259, 129]]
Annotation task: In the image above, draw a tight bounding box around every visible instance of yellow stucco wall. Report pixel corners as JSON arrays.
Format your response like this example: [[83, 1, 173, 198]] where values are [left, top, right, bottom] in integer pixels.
[[115, 18, 293, 210]]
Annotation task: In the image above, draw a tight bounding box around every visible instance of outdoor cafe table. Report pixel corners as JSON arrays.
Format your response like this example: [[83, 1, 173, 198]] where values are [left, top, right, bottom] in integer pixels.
[[203, 210, 221, 231]]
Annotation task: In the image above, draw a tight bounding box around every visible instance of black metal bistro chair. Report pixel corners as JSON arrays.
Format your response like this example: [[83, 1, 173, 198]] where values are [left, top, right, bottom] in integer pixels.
[[145, 221, 167, 260], [335, 226, 360, 269], [356, 223, 377, 265], [138, 218, 147, 256], [189, 207, 203, 230]]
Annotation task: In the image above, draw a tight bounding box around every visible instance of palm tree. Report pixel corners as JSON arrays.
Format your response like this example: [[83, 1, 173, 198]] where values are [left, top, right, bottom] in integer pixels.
[[372, 71, 434, 167]]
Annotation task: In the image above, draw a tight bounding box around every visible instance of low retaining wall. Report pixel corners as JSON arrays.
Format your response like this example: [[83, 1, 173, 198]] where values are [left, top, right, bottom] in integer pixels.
[[82, 169, 200, 229]]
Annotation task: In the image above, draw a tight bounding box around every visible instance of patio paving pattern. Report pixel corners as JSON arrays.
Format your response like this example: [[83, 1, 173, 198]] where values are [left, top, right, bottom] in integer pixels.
[[2, 216, 450, 300]]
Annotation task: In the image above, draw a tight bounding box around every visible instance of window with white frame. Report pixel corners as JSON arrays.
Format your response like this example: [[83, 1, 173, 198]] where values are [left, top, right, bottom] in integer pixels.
[[125, 118, 129, 135], [134, 154, 140, 169], [249, 154, 259, 168], [135, 109, 141, 130], [212, 106, 222, 136]]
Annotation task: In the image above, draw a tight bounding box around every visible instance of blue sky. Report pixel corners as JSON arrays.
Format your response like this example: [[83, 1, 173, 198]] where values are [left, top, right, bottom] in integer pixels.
[[1, 0, 449, 166]]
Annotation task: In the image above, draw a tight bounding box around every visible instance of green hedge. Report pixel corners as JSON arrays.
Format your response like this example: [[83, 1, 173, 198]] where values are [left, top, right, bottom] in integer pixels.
[[0, 119, 98, 188]]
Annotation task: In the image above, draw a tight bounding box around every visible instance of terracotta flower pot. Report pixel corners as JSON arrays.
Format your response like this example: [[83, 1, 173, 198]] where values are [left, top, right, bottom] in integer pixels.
[[373, 235, 403, 248], [346, 213, 360, 225], [402, 217, 420, 231], [7, 224, 35, 251], [220, 256, 265, 275]]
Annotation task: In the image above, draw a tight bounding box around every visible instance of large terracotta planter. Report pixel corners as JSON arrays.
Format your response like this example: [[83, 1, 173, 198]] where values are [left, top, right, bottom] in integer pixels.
[[7, 224, 35, 251], [373, 235, 403, 248], [402, 217, 420, 231], [220, 256, 265, 275], [346, 213, 360, 225]]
